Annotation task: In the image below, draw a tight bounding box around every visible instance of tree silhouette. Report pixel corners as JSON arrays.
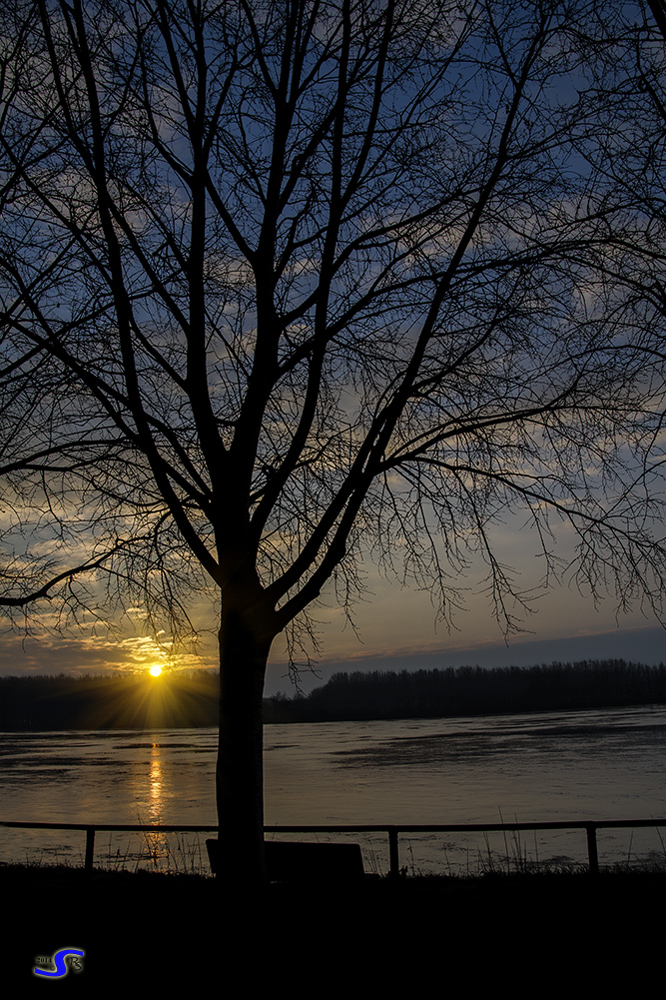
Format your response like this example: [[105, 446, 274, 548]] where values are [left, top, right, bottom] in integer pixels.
[[1, 1, 664, 884]]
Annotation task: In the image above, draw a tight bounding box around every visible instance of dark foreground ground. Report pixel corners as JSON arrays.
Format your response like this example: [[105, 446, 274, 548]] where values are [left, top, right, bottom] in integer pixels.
[[1, 864, 664, 1000]]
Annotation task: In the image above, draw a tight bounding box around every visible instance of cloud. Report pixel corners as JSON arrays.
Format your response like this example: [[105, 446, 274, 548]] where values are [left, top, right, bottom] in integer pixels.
[[0, 629, 214, 678]]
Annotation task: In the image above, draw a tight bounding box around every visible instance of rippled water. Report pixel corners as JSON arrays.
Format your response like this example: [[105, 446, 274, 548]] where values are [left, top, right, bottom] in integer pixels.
[[1, 705, 664, 875]]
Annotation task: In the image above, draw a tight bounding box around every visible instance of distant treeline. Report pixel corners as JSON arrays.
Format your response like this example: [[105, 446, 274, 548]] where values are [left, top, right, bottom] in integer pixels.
[[265, 660, 666, 723], [0, 671, 221, 731], [0, 660, 664, 730]]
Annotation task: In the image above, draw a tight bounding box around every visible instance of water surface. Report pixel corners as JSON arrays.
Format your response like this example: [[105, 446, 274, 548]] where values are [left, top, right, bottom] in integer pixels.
[[1, 705, 663, 874]]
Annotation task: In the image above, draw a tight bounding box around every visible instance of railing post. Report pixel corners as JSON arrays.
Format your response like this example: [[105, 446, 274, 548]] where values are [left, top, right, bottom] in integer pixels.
[[388, 826, 399, 878], [85, 827, 95, 874], [585, 824, 599, 876]]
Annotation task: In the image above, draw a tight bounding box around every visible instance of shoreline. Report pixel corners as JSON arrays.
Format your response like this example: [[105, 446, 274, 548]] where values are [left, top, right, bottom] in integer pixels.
[[1, 697, 663, 732]]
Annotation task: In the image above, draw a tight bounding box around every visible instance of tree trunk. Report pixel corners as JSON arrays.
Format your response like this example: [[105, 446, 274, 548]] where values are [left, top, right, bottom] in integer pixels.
[[216, 603, 272, 889]]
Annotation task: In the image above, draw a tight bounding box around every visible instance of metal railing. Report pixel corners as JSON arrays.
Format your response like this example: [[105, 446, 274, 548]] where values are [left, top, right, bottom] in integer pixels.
[[1, 818, 664, 877]]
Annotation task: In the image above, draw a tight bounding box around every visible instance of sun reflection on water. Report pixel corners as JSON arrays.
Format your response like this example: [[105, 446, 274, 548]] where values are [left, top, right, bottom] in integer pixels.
[[148, 743, 163, 823]]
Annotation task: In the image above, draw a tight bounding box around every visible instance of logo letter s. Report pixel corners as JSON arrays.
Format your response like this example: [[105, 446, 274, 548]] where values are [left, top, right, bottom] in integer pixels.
[[33, 948, 85, 978]]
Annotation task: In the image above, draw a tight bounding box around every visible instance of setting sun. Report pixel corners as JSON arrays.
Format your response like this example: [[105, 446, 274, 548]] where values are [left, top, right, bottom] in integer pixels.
[[149, 665, 162, 677]]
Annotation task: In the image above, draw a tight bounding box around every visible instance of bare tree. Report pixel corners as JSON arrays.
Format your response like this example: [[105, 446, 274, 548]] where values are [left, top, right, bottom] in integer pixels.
[[1, 0, 664, 885]]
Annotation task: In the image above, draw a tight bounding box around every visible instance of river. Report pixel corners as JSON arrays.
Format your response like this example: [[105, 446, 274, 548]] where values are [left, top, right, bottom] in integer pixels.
[[1, 704, 664, 875]]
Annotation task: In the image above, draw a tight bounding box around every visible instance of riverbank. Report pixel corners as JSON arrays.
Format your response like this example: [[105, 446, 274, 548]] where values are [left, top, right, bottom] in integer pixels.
[[2, 864, 664, 999], [1, 661, 663, 729]]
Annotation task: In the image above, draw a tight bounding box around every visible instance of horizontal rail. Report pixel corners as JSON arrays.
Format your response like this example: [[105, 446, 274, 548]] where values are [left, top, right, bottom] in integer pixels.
[[2, 818, 664, 833], [2, 818, 664, 877]]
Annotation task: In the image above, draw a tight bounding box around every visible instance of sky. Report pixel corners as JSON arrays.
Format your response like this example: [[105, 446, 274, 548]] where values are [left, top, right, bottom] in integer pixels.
[[267, 538, 666, 694], [0, 2, 664, 696], [1, 516, 663, 697]]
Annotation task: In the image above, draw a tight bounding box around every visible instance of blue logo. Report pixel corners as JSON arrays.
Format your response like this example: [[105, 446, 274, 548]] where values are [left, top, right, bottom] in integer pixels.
[[33, 948, 85, 979]]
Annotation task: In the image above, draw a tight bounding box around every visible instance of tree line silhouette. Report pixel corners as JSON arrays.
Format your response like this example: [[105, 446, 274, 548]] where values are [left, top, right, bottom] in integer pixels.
[[0, 671, 219, 731], [272, 660, 666, 723], [0, 660, 663, 730]]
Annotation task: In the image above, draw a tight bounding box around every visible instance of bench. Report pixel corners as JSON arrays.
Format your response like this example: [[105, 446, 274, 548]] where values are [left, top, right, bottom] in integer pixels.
[[206, 838, 365, 883]]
